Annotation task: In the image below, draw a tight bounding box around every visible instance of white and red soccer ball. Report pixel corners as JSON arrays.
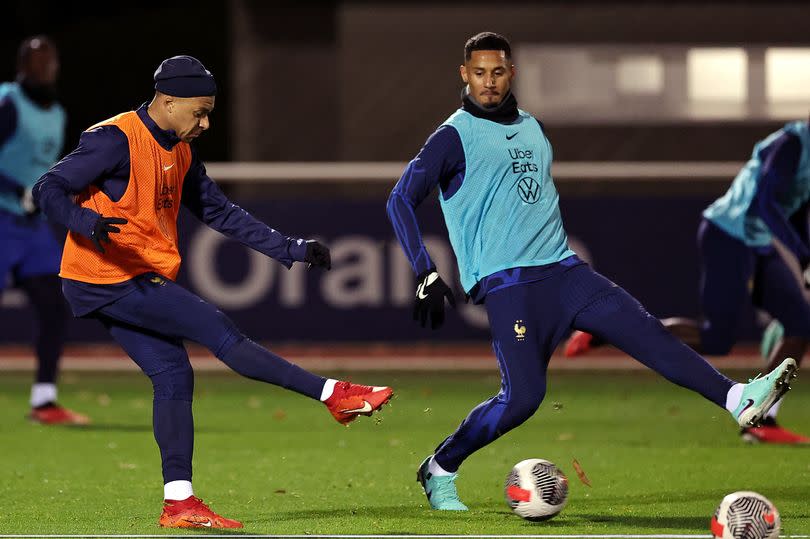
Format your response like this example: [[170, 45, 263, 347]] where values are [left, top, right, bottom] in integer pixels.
[[504, 458, 568, 521], [711, 491, 780, 539]]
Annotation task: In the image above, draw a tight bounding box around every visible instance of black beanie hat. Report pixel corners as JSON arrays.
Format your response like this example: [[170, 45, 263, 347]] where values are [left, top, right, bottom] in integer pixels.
[[153, 55, 217, 97]]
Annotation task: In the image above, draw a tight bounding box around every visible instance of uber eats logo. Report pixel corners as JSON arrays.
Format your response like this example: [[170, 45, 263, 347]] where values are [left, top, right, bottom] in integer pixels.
[[508, 148, 540, 204]]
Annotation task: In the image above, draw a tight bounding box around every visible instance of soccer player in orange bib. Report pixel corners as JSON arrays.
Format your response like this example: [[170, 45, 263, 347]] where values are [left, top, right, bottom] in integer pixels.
[[34, 56, 392, 529]]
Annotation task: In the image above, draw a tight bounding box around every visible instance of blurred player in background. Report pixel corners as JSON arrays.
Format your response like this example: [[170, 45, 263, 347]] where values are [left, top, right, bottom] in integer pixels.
[[34, 55, 393, 529], [387, 32, 798, 511], [0, 36, 88, 425], [567, 120, 810, 445]]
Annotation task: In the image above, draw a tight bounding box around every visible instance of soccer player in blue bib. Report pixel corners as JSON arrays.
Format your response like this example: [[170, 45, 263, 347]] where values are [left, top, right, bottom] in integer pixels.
[[567, 121, 810, 445], [0, 36, 89, 424], [387, 32, 799, 511]]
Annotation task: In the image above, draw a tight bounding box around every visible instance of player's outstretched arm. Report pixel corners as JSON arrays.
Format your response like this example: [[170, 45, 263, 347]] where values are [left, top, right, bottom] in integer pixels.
[[181, 151, 325, 269], [386, 125, 464, 274], [754, 132, 810, 285], [387, 125, 464, 329], [33, 126, 129, 242]]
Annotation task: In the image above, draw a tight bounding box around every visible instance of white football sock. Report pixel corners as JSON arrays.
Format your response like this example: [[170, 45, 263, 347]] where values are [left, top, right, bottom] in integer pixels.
[[164, 480, 193, 501], [428, 455, 453, 477], [766, 398, 782, 419], [725, 383, 744, 413], [30, 383, 57, 408], [320, 379, 337, 401]]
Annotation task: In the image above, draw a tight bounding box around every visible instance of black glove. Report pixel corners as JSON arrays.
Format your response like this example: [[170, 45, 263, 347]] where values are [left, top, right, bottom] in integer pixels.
[[90, 215, 127, 254], [413, 268, 456, 330], [304, 240, 331, 270]]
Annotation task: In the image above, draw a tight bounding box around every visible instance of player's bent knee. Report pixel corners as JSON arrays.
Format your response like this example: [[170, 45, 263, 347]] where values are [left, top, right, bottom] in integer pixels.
[[150, 364, 194, 401], [498, 392, 545, 432]]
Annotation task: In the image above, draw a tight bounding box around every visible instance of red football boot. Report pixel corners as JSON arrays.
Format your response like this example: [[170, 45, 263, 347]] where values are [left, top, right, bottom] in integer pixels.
[[324, 381, 393, 425], [159, 496, 243, 529], [564, 330, 594, 358], [741, 417, 810, 445], [28, 403, 91, 425]]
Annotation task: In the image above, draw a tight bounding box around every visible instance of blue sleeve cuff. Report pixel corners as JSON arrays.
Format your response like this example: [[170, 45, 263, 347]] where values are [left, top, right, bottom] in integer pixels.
[[69, 207, 100, 239], [289, 238, 308, 263]]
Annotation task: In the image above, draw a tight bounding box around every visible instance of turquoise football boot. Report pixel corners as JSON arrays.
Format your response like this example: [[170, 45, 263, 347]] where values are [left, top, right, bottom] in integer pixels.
[[733, 358, 798, 427], [416, 456, 468, 511], [759, 320, 784, 362]]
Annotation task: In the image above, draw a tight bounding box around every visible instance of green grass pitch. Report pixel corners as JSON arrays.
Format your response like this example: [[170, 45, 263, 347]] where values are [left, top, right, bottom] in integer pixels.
[[0, 368, 808, 535]]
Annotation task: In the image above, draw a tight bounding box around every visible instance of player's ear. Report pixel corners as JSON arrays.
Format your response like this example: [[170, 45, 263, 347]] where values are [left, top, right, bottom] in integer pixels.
[[164, 95, 175, 114], [460, 64, 468, 84]]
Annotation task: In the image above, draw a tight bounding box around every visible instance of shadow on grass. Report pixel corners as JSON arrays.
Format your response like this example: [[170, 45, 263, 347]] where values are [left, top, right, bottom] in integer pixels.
[[66, 423, 153, 433], [255, 505, 484, 523], [570, 513, 710, 530], [255, 505, 802, 534], [67, 424, 237, 434]]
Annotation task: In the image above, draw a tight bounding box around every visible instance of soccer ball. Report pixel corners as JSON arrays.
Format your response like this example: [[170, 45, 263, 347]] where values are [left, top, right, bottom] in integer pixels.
[[504, 458, 568, 521], [711, 491, 780, 539]]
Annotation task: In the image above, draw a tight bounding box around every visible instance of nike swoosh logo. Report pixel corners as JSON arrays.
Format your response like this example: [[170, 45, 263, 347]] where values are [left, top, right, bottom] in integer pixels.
[[183, 518, 212, 527], [506, 132, 518, 140], [737, 398, 755, 417], [163, 164, 175, 171], [417, 283, 428, 300], [342, 401, 373, 413], [416, 272, 440, 300]]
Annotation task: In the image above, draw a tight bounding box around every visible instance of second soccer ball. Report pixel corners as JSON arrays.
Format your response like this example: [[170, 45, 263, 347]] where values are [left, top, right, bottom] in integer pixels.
[[711, 491, 780, 539], [504, 458, 569, 521]]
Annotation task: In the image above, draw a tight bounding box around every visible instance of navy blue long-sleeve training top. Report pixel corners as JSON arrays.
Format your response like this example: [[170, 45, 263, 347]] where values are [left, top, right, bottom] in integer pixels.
[[386, 125, 465, 277], [753, 131, 810, 264], [34, 104, 307, 316]]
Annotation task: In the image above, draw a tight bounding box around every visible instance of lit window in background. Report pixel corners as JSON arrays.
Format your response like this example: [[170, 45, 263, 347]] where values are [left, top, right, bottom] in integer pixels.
[[766, 48, 810, 102], [687, 48, 748, 102], [616, 55, 663, 95], [516, 44, 809, 122]]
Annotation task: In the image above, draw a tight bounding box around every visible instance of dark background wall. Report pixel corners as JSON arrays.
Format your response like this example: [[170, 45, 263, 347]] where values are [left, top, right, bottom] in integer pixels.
[[1, 0, 230, 160], [5, 1, 809, 163], [336, 2, 810, 161]]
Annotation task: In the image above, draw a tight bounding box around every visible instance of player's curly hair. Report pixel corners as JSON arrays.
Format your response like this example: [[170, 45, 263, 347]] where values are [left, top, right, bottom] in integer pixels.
[[464, 32, 511, 61]]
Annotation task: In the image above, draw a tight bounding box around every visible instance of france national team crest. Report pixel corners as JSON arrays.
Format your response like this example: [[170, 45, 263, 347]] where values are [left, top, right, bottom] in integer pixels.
[[514, 320, 527, 341]]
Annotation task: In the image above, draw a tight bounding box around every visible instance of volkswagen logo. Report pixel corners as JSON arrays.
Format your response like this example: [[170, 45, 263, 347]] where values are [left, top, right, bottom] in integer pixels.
[[517, 176, 540, 204]]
